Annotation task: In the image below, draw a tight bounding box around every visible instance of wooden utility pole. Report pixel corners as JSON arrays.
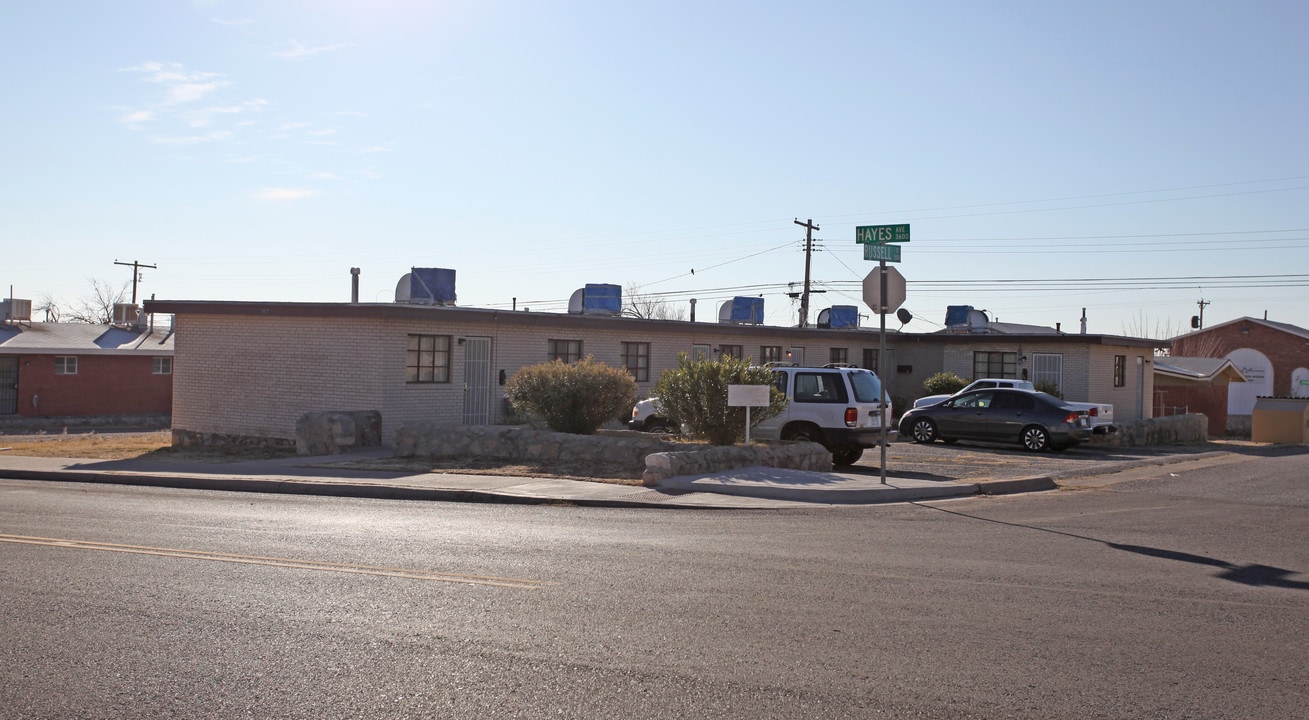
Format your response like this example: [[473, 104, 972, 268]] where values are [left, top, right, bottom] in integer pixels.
[[793, 218, 819, 328], [114, 259, 157, 304]]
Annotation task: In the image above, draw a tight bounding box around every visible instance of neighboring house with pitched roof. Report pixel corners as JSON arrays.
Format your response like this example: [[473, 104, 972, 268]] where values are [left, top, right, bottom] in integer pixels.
[[1169, 317, 1309, 433], [1153, 357, 1248, 436], [0, 319, 174, 420]]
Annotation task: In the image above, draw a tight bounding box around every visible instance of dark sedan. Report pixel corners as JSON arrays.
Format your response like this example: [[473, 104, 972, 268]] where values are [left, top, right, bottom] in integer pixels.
[[897, 388, 1091, 451]]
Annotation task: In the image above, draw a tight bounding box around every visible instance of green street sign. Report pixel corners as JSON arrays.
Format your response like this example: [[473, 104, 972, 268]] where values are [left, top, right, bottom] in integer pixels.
[[856, 224, 911, 245], [863, 243, 902, 262]]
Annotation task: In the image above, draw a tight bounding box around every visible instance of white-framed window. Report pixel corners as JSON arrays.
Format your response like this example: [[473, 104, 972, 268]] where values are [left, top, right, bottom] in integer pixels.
[[152, 357, 172, 375], [1032, 353, 1063, 392], [55, 356, 77, 375]]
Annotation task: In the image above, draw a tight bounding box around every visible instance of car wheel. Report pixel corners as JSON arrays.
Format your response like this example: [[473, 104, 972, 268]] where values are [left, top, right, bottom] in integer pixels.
[[831, 447, 863, 466], [910, 418, 937, 444], [782, 424, 824, 445], [1021, 425, 1051, 452], [645, 418, 672, 433]]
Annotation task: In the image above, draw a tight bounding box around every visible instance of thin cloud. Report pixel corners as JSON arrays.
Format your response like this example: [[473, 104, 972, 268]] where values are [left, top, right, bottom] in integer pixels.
[[181, 99, 267, 128], [119, 109, 155, 126], [254, 188, 317, 201], [153, 130, 235, 145], [273, 40, 356, 59], [121, 61, 229, 107], [211, 17, 253, 26]]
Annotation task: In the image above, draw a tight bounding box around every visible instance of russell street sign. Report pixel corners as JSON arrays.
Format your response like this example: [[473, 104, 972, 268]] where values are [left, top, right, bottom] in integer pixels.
[[862, 243, 902, 263]]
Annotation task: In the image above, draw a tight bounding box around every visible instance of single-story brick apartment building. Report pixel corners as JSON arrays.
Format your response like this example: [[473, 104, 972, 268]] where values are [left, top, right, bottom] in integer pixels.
[[143, 298, 1166, 446], [0, 319, 174, 420]]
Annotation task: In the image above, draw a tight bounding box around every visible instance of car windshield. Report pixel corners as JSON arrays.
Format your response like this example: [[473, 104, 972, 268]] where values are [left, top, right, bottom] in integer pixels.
[[848, 371, 883, 403]]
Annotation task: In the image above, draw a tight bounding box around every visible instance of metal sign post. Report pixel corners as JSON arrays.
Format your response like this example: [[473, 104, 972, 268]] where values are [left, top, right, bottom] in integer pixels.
[[858, 225, 910, 485], [728, 384, 770, 445], [879, 261, 888, 484]]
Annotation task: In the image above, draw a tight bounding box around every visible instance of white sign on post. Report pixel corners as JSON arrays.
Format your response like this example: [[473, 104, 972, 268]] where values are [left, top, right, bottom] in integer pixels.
[[728, 384, 771, 445]]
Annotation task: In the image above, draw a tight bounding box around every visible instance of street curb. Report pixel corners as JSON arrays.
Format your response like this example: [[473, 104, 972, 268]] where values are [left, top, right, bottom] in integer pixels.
[[654, 477, 981, 504], [0, 468, 691, 510], [974, 476, 1058, 495]]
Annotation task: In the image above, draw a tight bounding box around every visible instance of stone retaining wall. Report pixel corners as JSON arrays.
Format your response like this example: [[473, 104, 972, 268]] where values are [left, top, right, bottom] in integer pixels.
[[1089, 413, 1208, 447], [642, 443, 831, 486], [392, 422, 831, 484], [295, 410, 383, 455]]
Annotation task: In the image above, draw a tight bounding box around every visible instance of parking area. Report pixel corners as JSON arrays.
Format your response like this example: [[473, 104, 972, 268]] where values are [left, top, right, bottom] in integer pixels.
[[847, 438, 1227, 483]]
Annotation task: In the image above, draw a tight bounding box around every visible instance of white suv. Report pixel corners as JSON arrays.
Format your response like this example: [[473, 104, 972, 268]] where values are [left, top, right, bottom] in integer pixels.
[[753, 364, 894, 466]]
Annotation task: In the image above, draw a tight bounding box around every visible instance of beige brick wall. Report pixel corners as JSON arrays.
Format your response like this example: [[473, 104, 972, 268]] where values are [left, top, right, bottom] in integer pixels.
[[174, 315, 392, 441], [171, 306, 1160, 440]]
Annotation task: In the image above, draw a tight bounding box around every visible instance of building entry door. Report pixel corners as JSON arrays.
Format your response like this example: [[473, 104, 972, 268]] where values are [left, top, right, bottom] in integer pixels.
[[0, 356, 17, 415], [462, 337, 492, 425]]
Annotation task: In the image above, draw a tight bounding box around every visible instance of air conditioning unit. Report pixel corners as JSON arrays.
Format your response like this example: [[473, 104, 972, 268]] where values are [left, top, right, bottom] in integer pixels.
[[113, 303, 140, 326], [2, 298, 32, 324]]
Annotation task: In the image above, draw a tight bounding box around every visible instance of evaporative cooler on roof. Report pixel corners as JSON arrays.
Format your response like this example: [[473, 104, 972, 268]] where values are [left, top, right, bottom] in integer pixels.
[[818, 305, 860, 329], [718, 296, 764, 325], [407, 268, 457, 306], [567, 284, 622, 315]]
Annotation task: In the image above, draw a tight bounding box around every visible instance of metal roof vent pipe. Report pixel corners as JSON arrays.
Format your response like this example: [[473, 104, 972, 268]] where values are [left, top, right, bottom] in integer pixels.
[[1080, 307, 1087, 335], [350, 267, 361, 303]]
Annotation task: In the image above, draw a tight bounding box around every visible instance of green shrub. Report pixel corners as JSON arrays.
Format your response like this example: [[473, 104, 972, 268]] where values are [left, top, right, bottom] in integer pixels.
[[1034, 380, 1063, 398], [652, 354, 787, 446], [505, 357, 637, 435], [923, 372, 969, 396]]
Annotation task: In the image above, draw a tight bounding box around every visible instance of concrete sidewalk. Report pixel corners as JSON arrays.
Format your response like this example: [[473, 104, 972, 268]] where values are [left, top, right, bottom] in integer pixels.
[[0, 447, 1017, 508]]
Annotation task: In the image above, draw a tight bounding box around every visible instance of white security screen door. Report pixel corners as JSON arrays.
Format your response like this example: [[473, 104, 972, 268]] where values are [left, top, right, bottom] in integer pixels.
[[463, 337, 492, 425]]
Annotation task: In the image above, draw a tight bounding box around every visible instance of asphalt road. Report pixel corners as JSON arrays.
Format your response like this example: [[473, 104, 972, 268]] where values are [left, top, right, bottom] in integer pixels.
[[1, 448, 1306, 719]]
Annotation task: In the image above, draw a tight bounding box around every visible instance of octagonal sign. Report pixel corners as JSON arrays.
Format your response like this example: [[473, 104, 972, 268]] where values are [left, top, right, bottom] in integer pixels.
[[862, 266, 906, 314]]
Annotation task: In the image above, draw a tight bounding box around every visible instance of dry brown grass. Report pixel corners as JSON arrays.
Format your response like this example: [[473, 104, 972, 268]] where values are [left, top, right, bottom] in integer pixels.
[[0, 430, 643, 483], [0, 431, 296, 463]]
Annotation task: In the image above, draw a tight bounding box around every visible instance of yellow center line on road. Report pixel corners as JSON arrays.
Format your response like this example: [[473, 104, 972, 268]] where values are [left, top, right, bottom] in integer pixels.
[[0, 534, 553, 589]]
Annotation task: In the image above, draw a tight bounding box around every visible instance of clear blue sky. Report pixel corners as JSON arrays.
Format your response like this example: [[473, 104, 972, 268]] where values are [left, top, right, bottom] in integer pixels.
[[4, 1, 1307, 337]]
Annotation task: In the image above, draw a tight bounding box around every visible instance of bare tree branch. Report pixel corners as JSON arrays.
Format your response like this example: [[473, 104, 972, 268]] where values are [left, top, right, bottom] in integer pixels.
[[63, 278, 130, 324], [623, 283, 687, 321]]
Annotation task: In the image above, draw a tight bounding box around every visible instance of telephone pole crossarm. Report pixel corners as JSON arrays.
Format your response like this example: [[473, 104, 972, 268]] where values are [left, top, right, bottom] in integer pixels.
[[793, 218, 820, 328], [114, 259, 158, 305]]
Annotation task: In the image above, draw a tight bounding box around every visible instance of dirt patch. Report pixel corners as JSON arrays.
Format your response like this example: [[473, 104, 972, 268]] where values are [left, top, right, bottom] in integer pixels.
[[317, 456, 646, 485], [0, 430, 643, 484]]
